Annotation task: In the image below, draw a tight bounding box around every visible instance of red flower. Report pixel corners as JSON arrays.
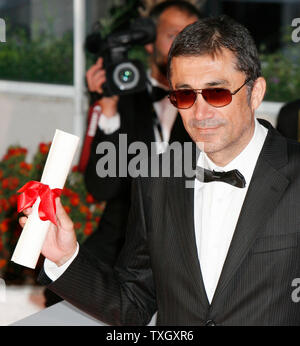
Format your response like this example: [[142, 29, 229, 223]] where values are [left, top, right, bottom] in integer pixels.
[[83, 221, 93, 236], [79, 205, 89, 214], [70, 196, 80, 207], [3, 147, 27, 160], [39, 142, 50, 154], [0, 219, 10, 233], [9, 195, 18, 206], [63, 205, 71, 214], [72, 165, 79, 172], [62, 188, 75, 198], [0, 259, 7, 269], [0, 199, 9, 211], [20, 162, 32, 171], [2, 178, 8, 189], [2, 177, 19, 190], [74, 222, 82, 230], [86, 210, 92, 220], [86, 194, 95, 204]]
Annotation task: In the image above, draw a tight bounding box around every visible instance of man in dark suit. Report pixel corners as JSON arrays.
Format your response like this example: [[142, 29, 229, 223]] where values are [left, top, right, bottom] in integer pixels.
[[277, 99, 300, 141], [21, 15, 300, 325], [83, 1, 200, 266]]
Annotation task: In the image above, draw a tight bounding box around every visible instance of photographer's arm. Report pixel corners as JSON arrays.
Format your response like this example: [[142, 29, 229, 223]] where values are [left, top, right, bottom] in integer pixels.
[[86, 57, 119, 117], [84, 57, 129, 201]]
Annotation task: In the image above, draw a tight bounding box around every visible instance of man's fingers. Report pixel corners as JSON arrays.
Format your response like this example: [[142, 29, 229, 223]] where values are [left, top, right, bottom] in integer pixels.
[[96, 57, 103, 67], [86, 64, 105, 82], [55, 198, 74, 229], [19, 216, 28, 228], [87, 69, 106, 93], [86, 63, 101, 78], [91, 74, 106, 94], [22, 207, 32, 216]]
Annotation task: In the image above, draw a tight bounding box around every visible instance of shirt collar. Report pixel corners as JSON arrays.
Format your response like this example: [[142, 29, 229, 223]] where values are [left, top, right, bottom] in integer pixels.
[[197, 118, 268, 188]]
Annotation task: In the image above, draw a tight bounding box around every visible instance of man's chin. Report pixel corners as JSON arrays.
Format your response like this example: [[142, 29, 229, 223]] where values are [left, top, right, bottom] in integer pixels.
[[194, 138, 223, 154]]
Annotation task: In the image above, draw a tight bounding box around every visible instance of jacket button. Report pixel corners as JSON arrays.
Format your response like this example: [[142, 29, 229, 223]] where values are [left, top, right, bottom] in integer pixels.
[[205, 319, 216, 326]]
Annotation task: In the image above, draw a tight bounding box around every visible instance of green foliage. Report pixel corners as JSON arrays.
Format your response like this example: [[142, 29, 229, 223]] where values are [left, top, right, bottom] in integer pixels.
[[260, 26, 300, 102], [98, 0, 144, 37], [0, 23, 73, 85], [86, 0, 149, 72]]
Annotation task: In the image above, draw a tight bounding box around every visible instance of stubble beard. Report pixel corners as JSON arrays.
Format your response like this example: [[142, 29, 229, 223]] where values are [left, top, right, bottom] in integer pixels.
[[192, 119, 253, 165]]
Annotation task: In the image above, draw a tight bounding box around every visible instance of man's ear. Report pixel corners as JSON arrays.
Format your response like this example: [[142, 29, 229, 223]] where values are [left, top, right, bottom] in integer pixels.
[[250, 77, 266, 111], [144, 43, 154, 55]]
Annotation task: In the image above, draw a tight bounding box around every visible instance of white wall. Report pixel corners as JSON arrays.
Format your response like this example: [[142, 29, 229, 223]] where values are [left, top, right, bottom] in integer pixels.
[[255, 100, 284, 128], [0, 88, 88, 163]]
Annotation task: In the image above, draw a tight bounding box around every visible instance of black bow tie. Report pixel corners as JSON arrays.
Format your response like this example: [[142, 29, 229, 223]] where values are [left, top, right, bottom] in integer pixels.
[[196, 167, 246, 188], [150, 86, 169, 102]]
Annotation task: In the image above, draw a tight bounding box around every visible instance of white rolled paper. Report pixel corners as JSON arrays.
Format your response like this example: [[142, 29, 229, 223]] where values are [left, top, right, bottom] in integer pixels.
[[11, 129, 80, 269]]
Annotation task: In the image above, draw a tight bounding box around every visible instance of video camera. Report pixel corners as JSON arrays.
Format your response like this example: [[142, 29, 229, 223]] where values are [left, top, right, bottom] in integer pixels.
[[85, 17, 156, 96]]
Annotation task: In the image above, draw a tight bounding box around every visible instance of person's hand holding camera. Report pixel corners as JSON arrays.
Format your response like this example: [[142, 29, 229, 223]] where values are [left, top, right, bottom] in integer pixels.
[[86, 57, 119, 118]]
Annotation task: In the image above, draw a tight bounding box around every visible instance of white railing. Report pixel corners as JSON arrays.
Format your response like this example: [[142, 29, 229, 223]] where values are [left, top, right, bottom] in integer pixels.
[[0, 80, 74, 98], [256, 100, 284, 127]]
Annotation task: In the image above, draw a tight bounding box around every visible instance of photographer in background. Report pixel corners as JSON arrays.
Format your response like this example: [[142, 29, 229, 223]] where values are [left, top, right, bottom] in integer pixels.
[[276, 99, 300, 141], [83, 1, 201, 266]]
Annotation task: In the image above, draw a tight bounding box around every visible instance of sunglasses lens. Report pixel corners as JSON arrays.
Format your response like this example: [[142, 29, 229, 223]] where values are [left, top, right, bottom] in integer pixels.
[[170, 89, 196, 109], [202, 88, 232, 107]]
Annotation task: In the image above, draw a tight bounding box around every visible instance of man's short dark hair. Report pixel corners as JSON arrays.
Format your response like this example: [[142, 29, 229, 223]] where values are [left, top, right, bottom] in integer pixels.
[[149, 0, 202, 25], [167, 15, 261, 88]]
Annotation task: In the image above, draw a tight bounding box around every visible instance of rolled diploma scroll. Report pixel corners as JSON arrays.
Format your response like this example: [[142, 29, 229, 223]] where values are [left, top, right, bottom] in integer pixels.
[[11, 129, 80, 269]]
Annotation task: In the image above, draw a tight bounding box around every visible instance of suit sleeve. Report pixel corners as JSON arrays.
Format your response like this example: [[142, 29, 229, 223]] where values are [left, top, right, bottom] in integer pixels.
[[38, 176, 157, 326], [276, 103, 299, 140]]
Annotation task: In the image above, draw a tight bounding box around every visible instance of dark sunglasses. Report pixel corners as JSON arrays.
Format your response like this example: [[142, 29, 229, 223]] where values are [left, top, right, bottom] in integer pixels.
[[169, 79, 251, 109]]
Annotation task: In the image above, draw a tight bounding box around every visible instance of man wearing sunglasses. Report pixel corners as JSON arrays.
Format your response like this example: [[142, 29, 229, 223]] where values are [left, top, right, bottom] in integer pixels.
[[21, 15, 300, 325]]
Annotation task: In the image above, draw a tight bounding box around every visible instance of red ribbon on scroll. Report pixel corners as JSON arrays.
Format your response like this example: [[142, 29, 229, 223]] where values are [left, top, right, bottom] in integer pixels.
[[17, 181, 62, 225]]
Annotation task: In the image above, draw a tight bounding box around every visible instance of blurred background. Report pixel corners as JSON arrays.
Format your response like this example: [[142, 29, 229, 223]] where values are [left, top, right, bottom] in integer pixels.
[[0, 0, 300, 157], [0, 0, 299, 325]]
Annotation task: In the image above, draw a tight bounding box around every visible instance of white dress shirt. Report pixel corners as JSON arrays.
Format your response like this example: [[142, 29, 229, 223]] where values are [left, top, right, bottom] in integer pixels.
[[194, 119, 268, 303]]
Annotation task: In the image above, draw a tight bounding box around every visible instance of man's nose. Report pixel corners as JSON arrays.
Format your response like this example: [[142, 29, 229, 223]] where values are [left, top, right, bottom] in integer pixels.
[[193, 94, 214, 120]]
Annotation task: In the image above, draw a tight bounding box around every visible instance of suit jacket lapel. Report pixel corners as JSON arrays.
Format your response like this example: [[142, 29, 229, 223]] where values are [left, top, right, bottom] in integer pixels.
[[166, 144, 210, 310], [211, 127, 290, 309]]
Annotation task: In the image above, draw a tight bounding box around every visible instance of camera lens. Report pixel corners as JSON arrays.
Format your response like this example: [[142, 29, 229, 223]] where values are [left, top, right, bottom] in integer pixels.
[[119, 68, 134, 83], [113, 62, 139, 90]]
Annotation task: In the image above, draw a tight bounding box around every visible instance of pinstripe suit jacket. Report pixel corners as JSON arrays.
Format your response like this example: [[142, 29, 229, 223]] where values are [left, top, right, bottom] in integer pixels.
[[40, 120, 300, 325]]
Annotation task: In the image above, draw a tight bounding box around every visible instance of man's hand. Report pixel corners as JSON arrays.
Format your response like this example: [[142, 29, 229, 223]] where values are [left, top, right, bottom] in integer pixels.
[[86, 57, 119, 118], [19, 198, 77, 267]]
